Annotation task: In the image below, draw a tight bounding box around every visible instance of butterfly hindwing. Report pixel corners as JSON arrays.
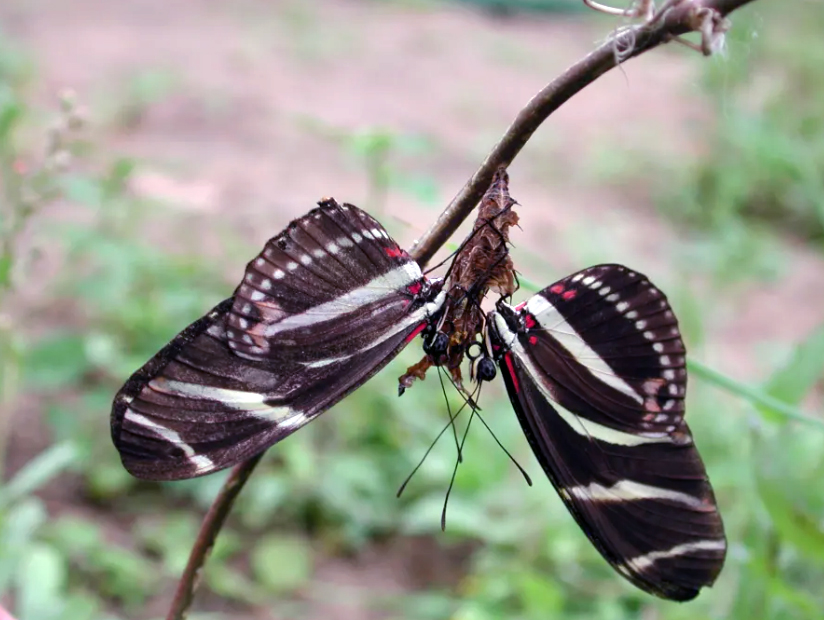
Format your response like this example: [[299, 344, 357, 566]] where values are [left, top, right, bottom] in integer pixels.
[[489, 264, 726, 601], [111, 201, 445, 481]]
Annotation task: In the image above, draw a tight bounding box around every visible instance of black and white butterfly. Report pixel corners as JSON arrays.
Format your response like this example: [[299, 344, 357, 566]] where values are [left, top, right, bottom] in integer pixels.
[[485, 264, 726, 601], [111, 200, 725, 601], [111, 199, 445, 480]]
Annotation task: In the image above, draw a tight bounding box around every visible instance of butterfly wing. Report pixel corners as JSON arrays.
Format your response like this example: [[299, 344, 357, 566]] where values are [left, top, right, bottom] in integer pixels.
[[112, 200, 444, 481], [488, 264, 725, 601]]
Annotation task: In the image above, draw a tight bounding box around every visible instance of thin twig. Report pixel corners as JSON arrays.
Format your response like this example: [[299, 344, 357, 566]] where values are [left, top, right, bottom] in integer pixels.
[[166, 1, 758, 617], [165, 453, 263, 620], [412, 0, 757, 266]]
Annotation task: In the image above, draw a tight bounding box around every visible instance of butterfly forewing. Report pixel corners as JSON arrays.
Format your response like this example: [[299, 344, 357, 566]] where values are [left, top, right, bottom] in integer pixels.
[[489, 264, 725, 601], [111, 201, 445, 481]]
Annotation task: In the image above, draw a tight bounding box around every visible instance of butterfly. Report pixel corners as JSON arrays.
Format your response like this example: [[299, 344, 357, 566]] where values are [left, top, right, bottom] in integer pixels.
[[111, 182, 725, 601], [485, 264, 726, 601], [111, 199, 446, 480]]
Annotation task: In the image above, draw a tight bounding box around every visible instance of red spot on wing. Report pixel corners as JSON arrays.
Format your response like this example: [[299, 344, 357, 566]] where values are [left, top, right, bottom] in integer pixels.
[[550, 284, 564, 294], [562, 290, 577, 301], [504, 353, 519, 393], [515, 301, 527, 311], [529, 336, 538, 345], [385, 246, 405, 258], [405, 321, 428, 343], [524, 314, 536, 329], [407, 282, 422, 295]]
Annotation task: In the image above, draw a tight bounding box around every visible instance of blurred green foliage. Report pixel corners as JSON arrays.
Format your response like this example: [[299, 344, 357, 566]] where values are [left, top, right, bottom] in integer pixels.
[[1, 3, 824, 620], [659, 3, 824, 246]]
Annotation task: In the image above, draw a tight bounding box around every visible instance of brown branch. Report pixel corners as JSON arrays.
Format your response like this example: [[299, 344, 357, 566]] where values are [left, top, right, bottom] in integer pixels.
[[166, 1, 758, 617], [165, 453, 264, 620], [411, 0, 758, 266]]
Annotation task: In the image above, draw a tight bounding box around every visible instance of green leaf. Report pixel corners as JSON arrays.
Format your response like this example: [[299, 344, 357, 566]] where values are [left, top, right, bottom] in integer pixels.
[[61, 175, 104, 209], [1, 443, 78, 508], [205, 563, 266, 605], [0, 499, 47, 591], [250, 534, 313, 594], [23, 333, 90, 390], [134, 513, 199, 574], [757, 476, 824, 567], [16, 542, 67, 620], [0, 98, 22, 140], [763, 324, 824, 408]]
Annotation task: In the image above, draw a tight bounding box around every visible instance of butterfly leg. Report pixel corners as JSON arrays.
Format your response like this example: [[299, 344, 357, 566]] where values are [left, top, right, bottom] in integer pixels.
[[668, 5, 731, 56], [398, 356, 434, 396]]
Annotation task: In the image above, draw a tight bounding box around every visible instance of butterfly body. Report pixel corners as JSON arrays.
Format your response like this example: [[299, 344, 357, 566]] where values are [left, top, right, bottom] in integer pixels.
[[399, 167, 519, 395]]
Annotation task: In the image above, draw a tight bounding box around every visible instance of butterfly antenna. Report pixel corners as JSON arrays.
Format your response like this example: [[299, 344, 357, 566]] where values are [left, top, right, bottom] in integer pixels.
[[437, 365, 463, 463], [424, 246, 463, 276], [441, 382, 482, 531], [471, 406, 532, 487], [437, 336, 530, 488], [396, 392, 475, 498]]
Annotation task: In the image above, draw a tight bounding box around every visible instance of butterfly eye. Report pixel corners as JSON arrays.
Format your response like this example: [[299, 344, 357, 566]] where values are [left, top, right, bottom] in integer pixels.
[[423, 331, 449, 357], [475, 357, 496, 382]]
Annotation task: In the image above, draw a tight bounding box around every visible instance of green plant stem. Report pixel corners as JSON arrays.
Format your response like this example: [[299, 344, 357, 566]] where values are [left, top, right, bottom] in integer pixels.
[[688, 359, 824, 431]]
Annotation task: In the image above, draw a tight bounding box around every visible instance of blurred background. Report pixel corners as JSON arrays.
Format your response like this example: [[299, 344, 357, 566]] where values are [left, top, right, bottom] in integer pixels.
[[1, 1, 823, 619]]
